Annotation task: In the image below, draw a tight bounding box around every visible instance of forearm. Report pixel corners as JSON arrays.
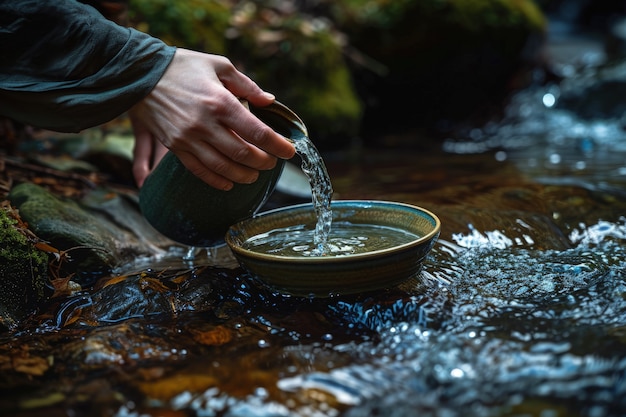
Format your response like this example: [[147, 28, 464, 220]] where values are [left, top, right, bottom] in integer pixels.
[[0, 0, 176, 132]]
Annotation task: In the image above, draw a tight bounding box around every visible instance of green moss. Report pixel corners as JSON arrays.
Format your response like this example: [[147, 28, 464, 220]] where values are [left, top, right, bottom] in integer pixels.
[[128, 0, 231, 53], [0, 206, 48, 280], [295, 63, 362, 139], [1, 205, 27, 249], [0, 203, 48, 330], [8, 183, 118, 277]]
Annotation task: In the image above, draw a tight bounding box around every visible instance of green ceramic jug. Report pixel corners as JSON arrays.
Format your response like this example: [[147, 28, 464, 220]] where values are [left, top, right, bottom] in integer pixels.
[[139, 101, 307, 247]]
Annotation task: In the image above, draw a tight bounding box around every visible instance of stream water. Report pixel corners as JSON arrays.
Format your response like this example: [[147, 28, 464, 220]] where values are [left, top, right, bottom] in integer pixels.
[[2, 31, 626, 417]]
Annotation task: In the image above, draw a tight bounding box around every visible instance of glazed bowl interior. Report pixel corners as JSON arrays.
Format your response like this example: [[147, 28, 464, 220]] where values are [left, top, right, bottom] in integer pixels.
[[226, 200, 441, 297]]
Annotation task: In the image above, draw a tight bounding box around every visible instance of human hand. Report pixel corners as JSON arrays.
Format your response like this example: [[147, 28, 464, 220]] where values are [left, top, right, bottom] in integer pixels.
[[129, 48, 296, 188]]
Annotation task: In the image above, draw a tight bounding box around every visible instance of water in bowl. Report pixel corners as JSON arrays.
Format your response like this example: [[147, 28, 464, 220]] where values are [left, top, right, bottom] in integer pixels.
[[241, 221, 421, 257]]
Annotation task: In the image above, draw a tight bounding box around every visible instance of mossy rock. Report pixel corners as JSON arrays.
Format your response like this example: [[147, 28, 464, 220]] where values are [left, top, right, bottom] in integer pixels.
[[8, 183, 120, 283], [0, 203, 48, 331], [325, 0, 547, 133]]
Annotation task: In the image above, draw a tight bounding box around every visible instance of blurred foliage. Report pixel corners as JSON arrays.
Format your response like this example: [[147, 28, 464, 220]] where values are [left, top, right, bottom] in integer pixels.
[[326, 0, 546, 31], [320, 0, 547, 135], [225, 2, 361, 142], [126, 0, 547, 143], [128, 0, 362, 143], [322, 0, 546, 76], [128, 0, 231, 54]]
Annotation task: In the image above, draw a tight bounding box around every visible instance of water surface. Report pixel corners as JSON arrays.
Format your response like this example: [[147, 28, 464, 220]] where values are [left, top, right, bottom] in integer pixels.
[[2, 36, 626, 417]]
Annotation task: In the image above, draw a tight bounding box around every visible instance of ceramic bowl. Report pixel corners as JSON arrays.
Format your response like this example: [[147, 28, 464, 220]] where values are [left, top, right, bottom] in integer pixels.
[[226, 200, 441, 297]]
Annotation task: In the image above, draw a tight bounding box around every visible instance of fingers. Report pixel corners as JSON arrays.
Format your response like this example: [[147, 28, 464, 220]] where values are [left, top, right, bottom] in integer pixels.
[[173, 95, 291, 180], [176, 148, 260, 191], [131, 120, 154, 187], [215, 94, 296, 161], [211, 57, 296, 160], [233, 105, 296, 160], [131, 117, 170, 187], [152, 141, 168, 168], [130, 49, 297, 190], [181, 121, 274, 185], [212, 56, 276, 108]]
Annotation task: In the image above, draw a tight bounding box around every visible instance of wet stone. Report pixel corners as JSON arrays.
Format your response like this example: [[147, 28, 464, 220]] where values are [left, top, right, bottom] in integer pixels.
[[74, 267, 245, 325], [7, 183, 166, 285]]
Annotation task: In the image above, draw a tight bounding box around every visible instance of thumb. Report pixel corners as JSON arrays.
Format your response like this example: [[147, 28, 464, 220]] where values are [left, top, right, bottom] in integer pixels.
[[220, 71, 276, 107], [132, 121, 156, 187]]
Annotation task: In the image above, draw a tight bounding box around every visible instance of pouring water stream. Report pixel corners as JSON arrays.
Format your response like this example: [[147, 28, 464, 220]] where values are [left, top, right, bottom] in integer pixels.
[[289, 131, 334, 255]]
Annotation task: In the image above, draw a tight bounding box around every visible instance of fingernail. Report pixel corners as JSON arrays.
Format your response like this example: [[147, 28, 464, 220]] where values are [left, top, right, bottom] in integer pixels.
[[247, 172, 260, 184], [263, 92, 275, 100]]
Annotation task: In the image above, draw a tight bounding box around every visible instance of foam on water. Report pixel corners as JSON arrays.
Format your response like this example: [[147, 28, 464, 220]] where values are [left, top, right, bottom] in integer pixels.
[[255, 218, 625, 417]]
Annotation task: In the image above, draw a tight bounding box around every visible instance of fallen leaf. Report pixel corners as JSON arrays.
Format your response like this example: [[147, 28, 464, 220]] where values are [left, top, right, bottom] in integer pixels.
[[12, 355, 51, 376], [191, 325, 233, 346]]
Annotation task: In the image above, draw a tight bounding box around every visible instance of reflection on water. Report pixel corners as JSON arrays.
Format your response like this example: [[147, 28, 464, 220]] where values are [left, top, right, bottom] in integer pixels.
[[249, 218, 626, 417], [242, 222, 420, 257], [443, 61, 626, 199], [83, 164, 624, 417]]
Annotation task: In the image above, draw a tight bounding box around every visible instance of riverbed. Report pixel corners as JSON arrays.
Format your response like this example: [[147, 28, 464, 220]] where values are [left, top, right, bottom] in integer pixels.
[[2, 26, 626, 417]]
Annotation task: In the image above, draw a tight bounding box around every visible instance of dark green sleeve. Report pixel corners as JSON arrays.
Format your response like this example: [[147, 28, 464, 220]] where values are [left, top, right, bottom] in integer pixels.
[[0, 0, 176, 132]]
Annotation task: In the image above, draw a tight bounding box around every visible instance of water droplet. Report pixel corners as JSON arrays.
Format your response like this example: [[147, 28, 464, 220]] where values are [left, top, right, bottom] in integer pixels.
[[254, 387, 268, 398], [542, 93, 556, 108], [549, 153, 561, 164]]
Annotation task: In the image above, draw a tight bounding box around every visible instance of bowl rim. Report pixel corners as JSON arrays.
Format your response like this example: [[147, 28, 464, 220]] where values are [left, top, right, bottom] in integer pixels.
[[225, 199, 441, 264]]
